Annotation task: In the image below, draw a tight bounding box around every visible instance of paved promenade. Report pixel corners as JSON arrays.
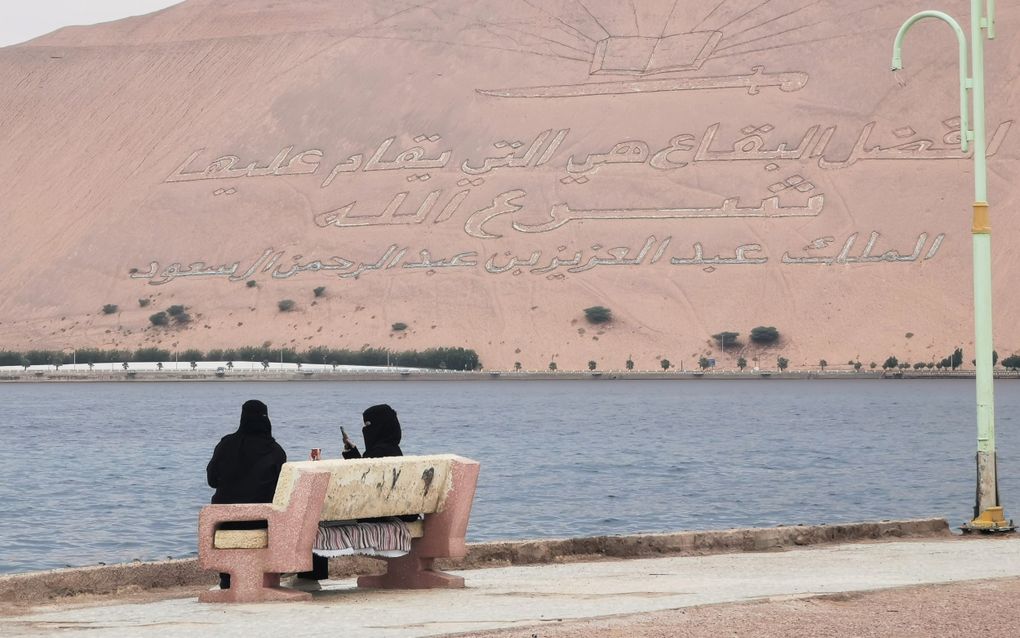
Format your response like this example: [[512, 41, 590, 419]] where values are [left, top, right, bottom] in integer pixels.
[[2, 536, 1018, 637]]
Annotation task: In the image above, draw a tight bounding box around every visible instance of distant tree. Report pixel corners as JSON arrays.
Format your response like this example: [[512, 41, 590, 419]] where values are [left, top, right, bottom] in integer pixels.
[[181, 349, 203, 362], [750, 326, 780, 344], [122, 362, 129, 370], [514, 361, 522, 371], [157, 362, 163, 371], [625, 357, 634, 370], [190, 361, 197, 370], [994, 350, 999, 366], [102, 304, 118, 315], [149, 312, 169, 326], [391, 322, 408, 332], [278, 299, 296, 312], [313, 286, 326, 298], [737, 356, 748, 371], [588, 360, 597, 371], [1002, 354, 1020, 371], [226, 361, 234, 370], [174, 312, 192, 324], [246, 280, 257, 288], [869, 362, 877, 369], [20, 356, 30, 371], [926, 362, 934, 369], [698, 356, 712, 370], [819, 359, 828, 371], [712, 331, 740, 349], [951, 347, 963, 370], [777, 356, 789, 372], [167, 305, 186, 317], [898, 362, 910, 370], [138, 298, 151, 308], [853, 361, 863, 371], [261, 360, 270, 371], [913, 362, 926, 370], [660, 359, 671, 371], [87, 362, 94, 371], [882, 356, 899, 370], [583, 306, 612, 324], [548, 361, 557, 371]]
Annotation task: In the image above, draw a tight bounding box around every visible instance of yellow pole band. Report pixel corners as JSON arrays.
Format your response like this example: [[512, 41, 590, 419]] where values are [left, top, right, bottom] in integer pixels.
[[973, 202, 990, 234]]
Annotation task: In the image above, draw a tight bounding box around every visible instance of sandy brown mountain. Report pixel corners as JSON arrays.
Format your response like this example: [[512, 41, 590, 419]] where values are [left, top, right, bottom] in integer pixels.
[[1, 0, 1018, 371]]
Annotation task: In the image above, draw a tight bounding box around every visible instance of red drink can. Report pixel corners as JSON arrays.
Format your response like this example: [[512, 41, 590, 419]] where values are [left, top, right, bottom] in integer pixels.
[[310, 448, 321, 461]]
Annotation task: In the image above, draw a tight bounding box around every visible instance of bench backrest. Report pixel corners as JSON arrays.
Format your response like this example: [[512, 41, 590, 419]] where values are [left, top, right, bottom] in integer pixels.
[[272, 454, 464, 521]]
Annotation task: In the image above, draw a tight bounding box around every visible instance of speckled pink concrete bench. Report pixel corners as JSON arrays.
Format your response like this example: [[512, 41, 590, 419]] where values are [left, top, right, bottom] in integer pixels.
[[197, 454, 480, 603]]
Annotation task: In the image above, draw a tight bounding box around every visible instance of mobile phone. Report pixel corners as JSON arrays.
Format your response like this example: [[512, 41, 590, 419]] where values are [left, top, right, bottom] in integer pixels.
[[341, 426, 349, 439]]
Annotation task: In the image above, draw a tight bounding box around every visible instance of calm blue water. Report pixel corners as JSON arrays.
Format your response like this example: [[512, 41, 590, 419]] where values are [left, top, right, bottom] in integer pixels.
[[1, 379, 1018, 575]]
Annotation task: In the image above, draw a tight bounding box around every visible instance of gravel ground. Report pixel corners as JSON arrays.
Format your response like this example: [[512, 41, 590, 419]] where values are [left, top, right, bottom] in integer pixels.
[[448, 577, 1020, 638]]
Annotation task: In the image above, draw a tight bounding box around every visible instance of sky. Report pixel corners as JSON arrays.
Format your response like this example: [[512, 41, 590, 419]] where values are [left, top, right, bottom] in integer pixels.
[[0, 1, 182, 47]]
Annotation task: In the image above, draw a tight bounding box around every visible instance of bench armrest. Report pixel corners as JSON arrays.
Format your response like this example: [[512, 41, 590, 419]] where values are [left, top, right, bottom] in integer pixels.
[[198, 503, 282, 545]]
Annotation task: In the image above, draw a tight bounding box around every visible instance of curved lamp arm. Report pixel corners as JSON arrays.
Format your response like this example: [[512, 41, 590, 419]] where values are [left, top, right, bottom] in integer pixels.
[[890, 10, 970, 152]]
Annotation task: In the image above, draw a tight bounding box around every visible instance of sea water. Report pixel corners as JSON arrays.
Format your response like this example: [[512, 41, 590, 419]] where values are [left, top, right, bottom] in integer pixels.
[[1, 379, 1017, 574]]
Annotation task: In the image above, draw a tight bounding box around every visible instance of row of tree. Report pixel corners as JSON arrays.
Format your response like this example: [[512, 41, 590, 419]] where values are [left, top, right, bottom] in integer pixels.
[[0, 346, 481, 371]]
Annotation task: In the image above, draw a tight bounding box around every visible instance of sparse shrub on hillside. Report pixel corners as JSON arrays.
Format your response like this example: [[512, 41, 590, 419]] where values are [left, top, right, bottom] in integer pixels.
[[391, 322, 408, 332], [777, 356, 789, 371], [548, 361, 557, 371], [625, 357, 634, 370], [588, 360, 597, 371], [750, 326, 779, 344], [150, 311, 169, 326], [175, 313, 192, 324], [514, 361, 522, 371], [660, 359, 671, 371], [246, 280, 257, 288], [313, 286, 326, 298], [138, 298, 151, 308], [712, 331, 740, 349], [905, 332, 914, 339], [102, 304, 118, 315], [854, 361, 863, 371], [167, 305, 186, 317], [819, 359, 828, 371], [583, 306, 612, 324], [278, 299, 296, 312]]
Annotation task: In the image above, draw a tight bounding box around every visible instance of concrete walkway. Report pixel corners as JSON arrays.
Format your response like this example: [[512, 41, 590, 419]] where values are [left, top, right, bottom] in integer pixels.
[[3, 537, 1018, 637]]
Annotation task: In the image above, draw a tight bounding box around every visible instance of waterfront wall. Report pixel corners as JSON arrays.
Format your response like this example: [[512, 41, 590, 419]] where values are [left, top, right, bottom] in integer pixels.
[[0, 519, 949, 604]]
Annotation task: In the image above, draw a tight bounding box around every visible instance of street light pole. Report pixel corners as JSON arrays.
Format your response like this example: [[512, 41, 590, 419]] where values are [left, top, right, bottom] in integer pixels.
[[891, 1, 1012, 532]]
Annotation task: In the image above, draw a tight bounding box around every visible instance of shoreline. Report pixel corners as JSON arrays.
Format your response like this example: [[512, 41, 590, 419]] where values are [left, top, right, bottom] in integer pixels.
[[0, 518, 949, 604], [0, 367, 1014, 383]]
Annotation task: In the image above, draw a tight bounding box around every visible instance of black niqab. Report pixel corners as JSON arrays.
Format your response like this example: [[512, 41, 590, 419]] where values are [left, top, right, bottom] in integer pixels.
[[207, 399, 287, 504]]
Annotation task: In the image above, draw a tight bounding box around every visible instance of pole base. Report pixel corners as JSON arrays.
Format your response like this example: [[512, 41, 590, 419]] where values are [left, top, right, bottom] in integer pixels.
[[962, 506, 1016, 534]]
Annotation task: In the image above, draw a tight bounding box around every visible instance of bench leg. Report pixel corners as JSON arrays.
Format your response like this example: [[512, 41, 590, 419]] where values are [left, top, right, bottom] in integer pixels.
[[199, 569, 312, 603], [357, 553, 464, 590]]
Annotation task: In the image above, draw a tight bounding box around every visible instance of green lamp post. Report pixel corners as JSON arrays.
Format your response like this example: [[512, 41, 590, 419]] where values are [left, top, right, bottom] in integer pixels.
[[891, 1, 1012, 532]]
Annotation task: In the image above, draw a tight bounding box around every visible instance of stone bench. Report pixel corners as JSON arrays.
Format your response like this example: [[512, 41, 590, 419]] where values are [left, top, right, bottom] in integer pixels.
[[197, 454, 480, 603]]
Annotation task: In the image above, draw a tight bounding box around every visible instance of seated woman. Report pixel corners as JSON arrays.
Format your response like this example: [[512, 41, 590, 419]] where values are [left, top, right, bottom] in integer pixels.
[[296, 404, 410, 586], [342, 404, 404, 458], [206, 399, 286, 590]]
